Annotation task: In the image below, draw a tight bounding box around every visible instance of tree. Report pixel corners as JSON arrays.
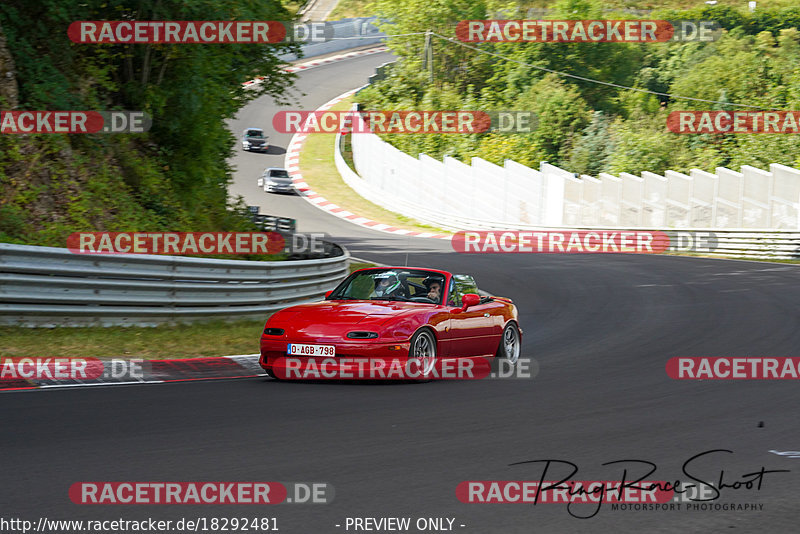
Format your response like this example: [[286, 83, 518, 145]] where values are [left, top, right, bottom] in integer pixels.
[[0, 0, 299, 245], [569, 111, 612, 177], [605, 113, 691, 175]]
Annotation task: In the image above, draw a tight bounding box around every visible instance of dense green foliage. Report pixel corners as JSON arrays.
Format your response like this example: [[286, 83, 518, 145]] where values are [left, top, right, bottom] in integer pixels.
[[358, 0, 800, 176], [0, 0, 298, 246]]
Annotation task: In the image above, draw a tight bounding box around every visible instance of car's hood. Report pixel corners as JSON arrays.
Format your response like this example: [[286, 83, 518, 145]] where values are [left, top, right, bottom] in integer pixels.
[[247, 138, 266, 144], [269, 300, 430, 339]]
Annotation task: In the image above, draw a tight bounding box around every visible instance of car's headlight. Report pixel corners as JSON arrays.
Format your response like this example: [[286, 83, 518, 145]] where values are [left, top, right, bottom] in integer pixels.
[[346, 331, 379, 339]]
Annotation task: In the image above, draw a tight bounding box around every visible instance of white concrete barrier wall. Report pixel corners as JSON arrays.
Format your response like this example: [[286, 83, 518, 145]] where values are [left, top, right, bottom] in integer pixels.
[[347, 104, 800, 231], [277, 18, 385, 61]]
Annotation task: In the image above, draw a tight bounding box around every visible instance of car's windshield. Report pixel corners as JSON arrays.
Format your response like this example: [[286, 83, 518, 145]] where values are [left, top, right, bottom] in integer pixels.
[[246, 129, 264, 138], [269, 169, 290, 178], [329, 269, 447, 304]]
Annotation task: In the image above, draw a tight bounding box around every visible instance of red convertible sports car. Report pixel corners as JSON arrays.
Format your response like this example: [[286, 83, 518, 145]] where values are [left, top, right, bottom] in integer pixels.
[[259, 267, 522, 380]]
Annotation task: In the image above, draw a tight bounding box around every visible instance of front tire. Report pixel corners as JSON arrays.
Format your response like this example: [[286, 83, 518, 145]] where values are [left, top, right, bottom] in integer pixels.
[[408, 328, 437, 380]]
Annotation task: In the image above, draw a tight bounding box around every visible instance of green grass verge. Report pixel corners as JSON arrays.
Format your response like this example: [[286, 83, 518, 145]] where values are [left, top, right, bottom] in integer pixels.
[[0, 259, 375, 359], [349, 260, 378, 272], [299, 96, 450, 235], [329, 0, 373, 19], [0, 319, 267, 360]]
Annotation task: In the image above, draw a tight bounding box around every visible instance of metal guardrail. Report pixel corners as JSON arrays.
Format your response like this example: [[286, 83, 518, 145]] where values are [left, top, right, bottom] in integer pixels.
[[247, 206, 296, 233], [366, 62, 393, 85], [335, 131, 800, 260], [255, 215, 296, 233], [0, 243, 350, 327]]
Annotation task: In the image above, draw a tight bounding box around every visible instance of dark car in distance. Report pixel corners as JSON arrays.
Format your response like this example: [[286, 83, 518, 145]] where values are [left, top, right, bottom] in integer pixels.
[[242, 128, 269, 152]]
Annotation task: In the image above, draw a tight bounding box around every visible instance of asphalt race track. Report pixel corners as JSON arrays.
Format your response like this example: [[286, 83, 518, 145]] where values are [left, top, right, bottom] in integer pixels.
[[3, 50, 800, 533]]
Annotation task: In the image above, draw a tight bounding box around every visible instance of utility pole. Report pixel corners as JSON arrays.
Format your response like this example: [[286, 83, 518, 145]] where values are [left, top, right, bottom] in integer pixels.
[[424, 30, 433, 84]]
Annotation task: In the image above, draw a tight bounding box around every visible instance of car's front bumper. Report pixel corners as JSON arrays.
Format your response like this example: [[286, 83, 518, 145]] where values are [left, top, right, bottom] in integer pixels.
[[260, 337, 499, 380], [259, 342, 410, 370], [260, 350, 494, 381], [264, 183, 294, 193]]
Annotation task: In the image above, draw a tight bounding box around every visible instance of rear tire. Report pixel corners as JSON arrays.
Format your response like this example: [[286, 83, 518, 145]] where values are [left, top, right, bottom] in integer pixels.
[[265, 368, 279, 380], [493, 322, 521, 371]]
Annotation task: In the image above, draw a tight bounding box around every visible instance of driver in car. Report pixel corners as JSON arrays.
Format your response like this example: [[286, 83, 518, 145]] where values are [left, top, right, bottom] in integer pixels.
[[423, 278, 443, 304]]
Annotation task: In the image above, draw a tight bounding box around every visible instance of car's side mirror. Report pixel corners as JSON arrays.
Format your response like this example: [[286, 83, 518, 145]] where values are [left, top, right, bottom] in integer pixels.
[[461, 293, 480, 310], [324, 290, 333, 299]]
